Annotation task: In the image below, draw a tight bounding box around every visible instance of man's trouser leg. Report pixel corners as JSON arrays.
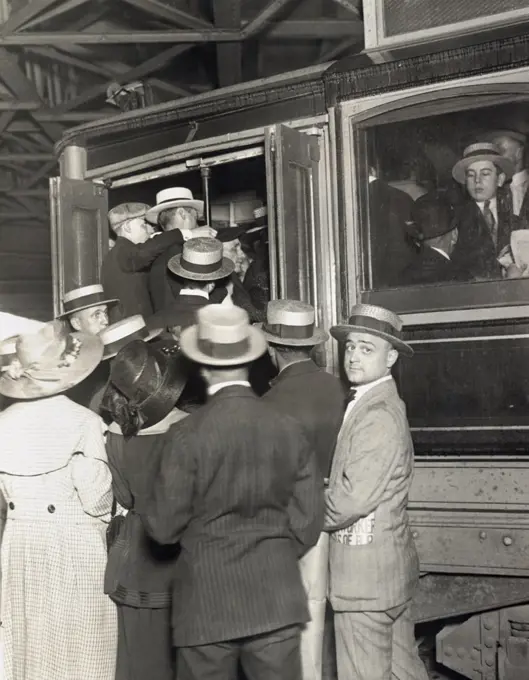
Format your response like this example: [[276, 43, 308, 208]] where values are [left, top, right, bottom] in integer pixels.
[[241, 624, 303, 680], [299, 532, 329, 680], [334, 602, 429, 680]]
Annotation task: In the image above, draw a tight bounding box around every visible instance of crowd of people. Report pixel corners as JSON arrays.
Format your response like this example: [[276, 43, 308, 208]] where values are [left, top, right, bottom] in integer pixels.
[[0, 182, 429, 680], [370, 128, 529, 287]]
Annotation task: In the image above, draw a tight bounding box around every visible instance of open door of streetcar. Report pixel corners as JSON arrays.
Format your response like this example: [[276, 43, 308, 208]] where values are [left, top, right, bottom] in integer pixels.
[[265, 123, 337, 370], [49, 178, 108, 317]]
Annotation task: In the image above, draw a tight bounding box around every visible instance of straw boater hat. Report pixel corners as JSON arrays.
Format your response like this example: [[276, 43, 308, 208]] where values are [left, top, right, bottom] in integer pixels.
[[99, 314, 163, 360], [330, 303, 413, 357], [260, 300, 328, 346], [108, 339, 188, 430], [145, 188, 204, 224], [180, 304, 267, 367], [168, 237, 234, 281], [452, 142, 514, 185], [108, 202, 151, 232], [0, 320, 104, 399], [248, 205, 267, 234], [56, 284, 118, 319]]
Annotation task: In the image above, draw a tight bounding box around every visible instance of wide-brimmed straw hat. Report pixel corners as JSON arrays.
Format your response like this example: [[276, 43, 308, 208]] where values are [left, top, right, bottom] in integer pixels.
[[99, 314, 163, 360], [452, 142, 514, 185], [0, 320, 103, 399], [145, 187, 204, 224], [168, 237, 234, 281], [259, 300, 328, 347], [330, 303, 413, 357], [0, 336, 18, 369], [108, 202, 150, 232], [56, 284, 118, 319], [109, 339, 188, 430], [180, 304, 267, 367]]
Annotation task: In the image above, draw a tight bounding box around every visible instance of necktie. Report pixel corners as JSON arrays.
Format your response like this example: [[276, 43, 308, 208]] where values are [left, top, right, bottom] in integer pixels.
[[345, 388, 357, 407], [483, 200, 497, 247]]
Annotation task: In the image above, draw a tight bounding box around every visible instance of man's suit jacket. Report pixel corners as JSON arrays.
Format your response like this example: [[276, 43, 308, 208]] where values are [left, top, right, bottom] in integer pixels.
[[451, 199, 519, 280], [148, 240, 184, 313], [146, 292, 210, 332], [401, 246, 460, 285], [369, 179, 420, 287], [262, 359, 345, 478], [137, 385, 323, 646], [101, 231, 184, 322], [325, 378, 419, 612]]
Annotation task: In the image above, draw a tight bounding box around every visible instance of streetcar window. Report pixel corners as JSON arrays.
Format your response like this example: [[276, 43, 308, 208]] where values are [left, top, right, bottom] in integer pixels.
[[354, 101, 529, 302]]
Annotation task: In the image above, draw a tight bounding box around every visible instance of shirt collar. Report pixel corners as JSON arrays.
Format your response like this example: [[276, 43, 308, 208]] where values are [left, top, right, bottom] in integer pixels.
[[180, 288, 209, 299], [511, 169, 529, 186], [345, 375, 393, 416], [208, 380, 251, 396], [476, 197, 497, 211], [429, 246, 450, 260]]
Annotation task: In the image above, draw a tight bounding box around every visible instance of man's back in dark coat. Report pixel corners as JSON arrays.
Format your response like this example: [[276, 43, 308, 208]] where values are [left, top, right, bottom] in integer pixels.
[[148, 240, 184, 313], [101, 231, 183, 322], [146, 292, 210, 332], [401, 246, 460, 285], [138, 385, 324, 647], [262, 359, 345, 478], [368, 179, 420, 287]]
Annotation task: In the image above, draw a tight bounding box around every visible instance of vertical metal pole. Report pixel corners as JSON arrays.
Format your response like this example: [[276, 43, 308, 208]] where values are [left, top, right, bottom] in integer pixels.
[[201, 166, 211, 226], [60, 145, 87, 180]]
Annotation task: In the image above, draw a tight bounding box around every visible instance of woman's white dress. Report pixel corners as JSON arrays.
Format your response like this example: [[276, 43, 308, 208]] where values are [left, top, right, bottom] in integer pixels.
[[0, 395, 117, 680]]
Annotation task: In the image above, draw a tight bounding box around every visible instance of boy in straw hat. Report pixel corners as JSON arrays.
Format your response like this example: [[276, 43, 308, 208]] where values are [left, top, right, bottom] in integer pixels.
[[147, 187, 217, 312], [325, 304, 428, 680], [450, 142, 520, 280], [261, 299, 345, 680], [102, 201, 194, 323], [136, 304, 323, 680]]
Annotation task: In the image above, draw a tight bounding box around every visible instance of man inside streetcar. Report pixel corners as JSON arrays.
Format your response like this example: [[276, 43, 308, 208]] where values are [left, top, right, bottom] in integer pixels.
[[102, 202, 188, 322], [147, 187, 217, 312], [401, 196, 460, 285], [483, 129, 529, 227], [450, 142, 518, 280]]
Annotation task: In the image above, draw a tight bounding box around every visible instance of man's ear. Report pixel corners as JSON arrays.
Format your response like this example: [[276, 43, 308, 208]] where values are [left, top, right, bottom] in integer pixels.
[[387, 348, 399, 369], [70, 315, 81, 331], [206, 282, 215, 293], [497, 171, 506, 188]]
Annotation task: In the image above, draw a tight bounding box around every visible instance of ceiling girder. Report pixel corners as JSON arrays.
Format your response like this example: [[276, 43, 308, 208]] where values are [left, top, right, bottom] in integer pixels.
[[20, 0, 94, 32], [0, 0, 62, 35], [120, 0, 213, 30], [0, 21, 362, 44], [213, 0, 242, 88], [240, 0, 297, 40]]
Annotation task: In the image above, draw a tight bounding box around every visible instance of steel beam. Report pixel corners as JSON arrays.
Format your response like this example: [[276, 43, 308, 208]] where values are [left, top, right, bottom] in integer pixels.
[[0, 153, 55, 162], [214, 0, 242, 88], [20, 0, 95, 31], [0, 21, 362, 44], [0, 0, 62, 35], [240, 0, 296, 40], [120, 0, 213, 30]]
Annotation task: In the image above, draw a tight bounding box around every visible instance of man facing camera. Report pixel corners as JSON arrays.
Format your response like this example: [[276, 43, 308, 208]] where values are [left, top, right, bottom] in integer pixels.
[[450, 143, 518, 280], [326, 304, 428, 680]]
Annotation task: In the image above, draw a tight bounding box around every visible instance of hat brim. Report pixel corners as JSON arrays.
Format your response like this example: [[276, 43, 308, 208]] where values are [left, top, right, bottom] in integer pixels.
[[102, 328, 163, 361], [330, 324, 414, 358], [257, 323, 329, 347], [168, 255, 234, 281], [56, 298, 119, 319], [0, 332, 104, 399], [180, 324, 267, 367], [145, 200, 204, 224], [452, 154, 514, 184]]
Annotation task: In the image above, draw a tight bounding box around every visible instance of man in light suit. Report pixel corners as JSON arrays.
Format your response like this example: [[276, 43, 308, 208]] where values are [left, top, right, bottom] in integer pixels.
[[260, 299, 345, 680], [325, 303, 428, 680], [137, 304, 324, 680]]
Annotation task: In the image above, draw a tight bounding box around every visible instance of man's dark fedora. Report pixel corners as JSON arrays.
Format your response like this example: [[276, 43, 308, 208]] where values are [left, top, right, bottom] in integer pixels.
[[109, 338, 188, 430], [414, 196, 455, 240], [330, 303, 413, 357]]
